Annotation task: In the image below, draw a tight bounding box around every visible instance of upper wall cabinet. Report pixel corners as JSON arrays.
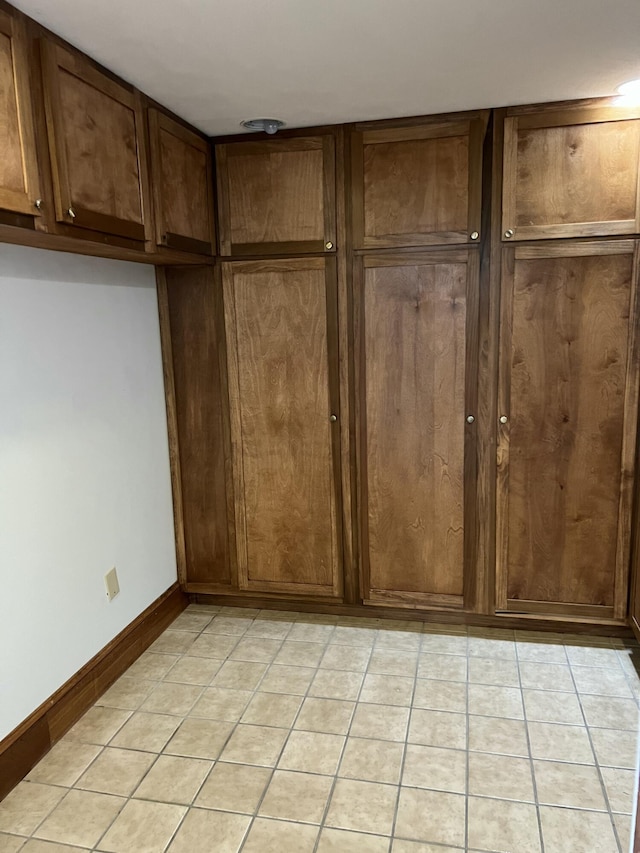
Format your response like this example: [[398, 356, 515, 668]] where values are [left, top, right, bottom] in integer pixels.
[[148, 109, 215, 255], [502, 103, 640, 241], [40, 40, 151, 242], [351, 113, 488, 249], [0, 7, 42, 220], [216, 134, 336, 256]]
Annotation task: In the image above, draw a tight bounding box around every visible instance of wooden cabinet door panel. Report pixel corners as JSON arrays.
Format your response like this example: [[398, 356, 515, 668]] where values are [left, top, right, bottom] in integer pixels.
[[352, 116, 487, 249], [149, 108, 215, 255], [0, 8, 41, 217], [358, 250, 479, 609], [503, 106, 640, 241], [496, 242, 640, 621], [41, 41, 150, 241], [217, 135, 336, 256], [223, 257, 342, 596]]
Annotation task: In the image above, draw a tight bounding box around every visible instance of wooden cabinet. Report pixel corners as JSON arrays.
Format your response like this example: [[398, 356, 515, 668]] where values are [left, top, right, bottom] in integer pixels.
[[223, 256, 343, 597], [216, 135, 336, 256], [351, 114, 487, 249], [0, 6, 41, 219], [495, 242, 640, 622], [40, 40, 151, 242], [502, 104, 640, 241], [148, 109, 215, 255], [356, 250, 479, 609]]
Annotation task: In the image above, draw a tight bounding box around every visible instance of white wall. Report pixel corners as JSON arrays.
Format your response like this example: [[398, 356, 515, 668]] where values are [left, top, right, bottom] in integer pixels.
[[0, 244, 177, 740]]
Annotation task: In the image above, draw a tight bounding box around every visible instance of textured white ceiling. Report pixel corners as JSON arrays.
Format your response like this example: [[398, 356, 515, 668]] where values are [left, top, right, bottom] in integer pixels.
[[13, 0, 640, 136]]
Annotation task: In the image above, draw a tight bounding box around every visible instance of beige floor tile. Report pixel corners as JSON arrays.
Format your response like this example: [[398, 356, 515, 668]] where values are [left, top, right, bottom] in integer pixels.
[[516, 641, 568, 664], [468, 684, 524, 719], [275, 641, 326, 668], [0, 783, 66, 835], [75, 747, 154, 796], [468, 657, 520, 687], [258, 665, 315, 695], [590, 727, 638, 768], [20, 842, 90, 852], [317, 828, 389, 852], [580, 694, 639, 730], [64, 706, 131, 746], [26, 741, 101, 787], [392, 841, 463, 853], [408, 709, 466, 749], [468, 714, 529, 756], [534, 760, 606, 810], [259, 770, 333, 823], [34, 790, 124, 848], [331, 626, 377, 648], [167, 808, 249, 853], [140, 682, 203, 716], [522, 689, 583, 725], [613, 812, 632, 852], [240, 817, 318, 852], [467, 636, 516, 661], [97, 799, 185, 853], [287, 622, 335, 643], [376, 626, 422, 652], [96, 677, 155, 711], [572, 665, 633, 698], [244, 619, 293, 640], [320, 645, 371, 671], [349, 703, 410, 742], [133, 755, 211, 805], [294, 697, 354, 735], [601, 767, 636, 813], [165, 718, 235, 760], [188, 633, 240, 659], [468, 752, 534, 801], [162, 656, 221, 685], [539, 806, 618, 852], [210, 661, 267, 691], [149, 630, 196, 655], [125, 653, 179, 681], [402, 744, 466, 793], [326, 778, 397, 835], [220, 724, 288, 766], [194, 762, 271, 813], [0, 835, 25, 853], [566, 646, 623, 667], [368, 649, 418, 678], [170, 611, 214, 632], [203, 615, 253, 636], [339, 737, 404, 784], [189, 687, 253, 722], [468, 796, 540, 852], [519, 661, 575, 692], [278, 730, 345, 774], [241, 692, 302, 728], [412, 680, 466, 713], [360, 673, 414, 706], [309, 669, 364, 701], [228, 637, 282, 663], [528, 721, 594, 763], [420, 634, 468, 656], [110, 712, 180, 752], [417, 653, 467, 683], [395, 787, 465, 847]]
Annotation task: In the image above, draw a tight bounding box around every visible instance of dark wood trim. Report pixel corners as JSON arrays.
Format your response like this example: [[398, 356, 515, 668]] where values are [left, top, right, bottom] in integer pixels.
[[161, 232, 214, 256], [0, 582, 187, 801]]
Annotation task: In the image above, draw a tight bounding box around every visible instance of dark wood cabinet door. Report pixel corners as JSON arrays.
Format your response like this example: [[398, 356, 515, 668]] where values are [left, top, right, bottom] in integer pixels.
[[223, 257, 342, 597], [357, 250, 479, 609], [496, 242, 640, 622], [352, 114, 487, 249], [216, 135, 336, 256], [502, 104, 640, 241], [0, 7, 41, 218], [40, 40, 151, 242], [148, 109, 215, 255]]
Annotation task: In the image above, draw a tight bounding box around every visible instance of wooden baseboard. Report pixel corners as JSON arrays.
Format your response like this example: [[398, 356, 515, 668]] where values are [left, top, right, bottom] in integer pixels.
[[0, 582, 187, 801]]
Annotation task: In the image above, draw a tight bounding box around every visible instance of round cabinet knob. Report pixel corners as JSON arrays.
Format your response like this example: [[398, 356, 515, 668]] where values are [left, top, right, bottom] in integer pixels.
[[504, 229, 514, 239], [34, 198, 43, 211], [329, 414, 337, 422], [67, 207, 76, 219], [325, 241, 334, 250], [499, 415, 508, 424], [466, 415, 475, 424], [470, 231, 479, 241]]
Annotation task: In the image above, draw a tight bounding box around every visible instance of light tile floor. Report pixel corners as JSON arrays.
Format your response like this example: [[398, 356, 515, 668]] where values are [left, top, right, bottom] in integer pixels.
[[1, 606, 639, 852]]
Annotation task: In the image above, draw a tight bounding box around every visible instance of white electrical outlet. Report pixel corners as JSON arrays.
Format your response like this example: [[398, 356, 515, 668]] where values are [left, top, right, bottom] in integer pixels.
[[105, 567, 120, 601]]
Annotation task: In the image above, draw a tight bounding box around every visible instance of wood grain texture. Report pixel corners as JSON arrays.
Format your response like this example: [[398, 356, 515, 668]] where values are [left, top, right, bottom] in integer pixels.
[[165, 266, 232, 587], [496, 244, 638, 617], [223, 257, 342, 596]]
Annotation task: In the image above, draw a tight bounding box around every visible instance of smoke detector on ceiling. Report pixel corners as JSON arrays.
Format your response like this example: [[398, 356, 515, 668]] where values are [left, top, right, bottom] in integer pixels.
[[241, 118, 285, 135]]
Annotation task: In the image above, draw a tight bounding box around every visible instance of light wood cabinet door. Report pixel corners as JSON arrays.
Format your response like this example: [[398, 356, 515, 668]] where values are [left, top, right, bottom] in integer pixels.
[[496, 242, 640, 623], [40, 40, 151, 242], [357, 250, 479, 609], [502, 105, 640, 241], [352, 114, 487, 249], [223, 256, 342, 596], [0, 7, 41, 218], [148, 109, 215, 255], [216, 135, 336, 256]]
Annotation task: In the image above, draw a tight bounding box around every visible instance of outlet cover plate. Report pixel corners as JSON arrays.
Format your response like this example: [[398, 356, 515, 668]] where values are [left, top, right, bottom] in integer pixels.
[[105, 567, 120, 601]]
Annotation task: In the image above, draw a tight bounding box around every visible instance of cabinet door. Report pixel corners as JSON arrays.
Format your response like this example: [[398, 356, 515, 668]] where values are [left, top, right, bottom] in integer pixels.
[[216, 136, 336, 256], [496, 242, 640, 622], [223, 257, 342, 597], [357, 251, 479, 609], [0, 8, 41, 218], [40, 40, 150, 242], [502, 105, 640, 241], [148, 109, 215, 255], [352, 115, 487, 249]]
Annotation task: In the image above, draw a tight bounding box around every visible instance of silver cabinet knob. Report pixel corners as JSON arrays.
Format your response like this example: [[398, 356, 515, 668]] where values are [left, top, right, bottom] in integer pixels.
[[34, 198, 43, 211], [470, 231, 479, 240], [329, 414, 337, 422], [466, 415, 475, 424], [67, 207, 76, 219], [504, 229, 514, 239], [499, 415, 508, 424]]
